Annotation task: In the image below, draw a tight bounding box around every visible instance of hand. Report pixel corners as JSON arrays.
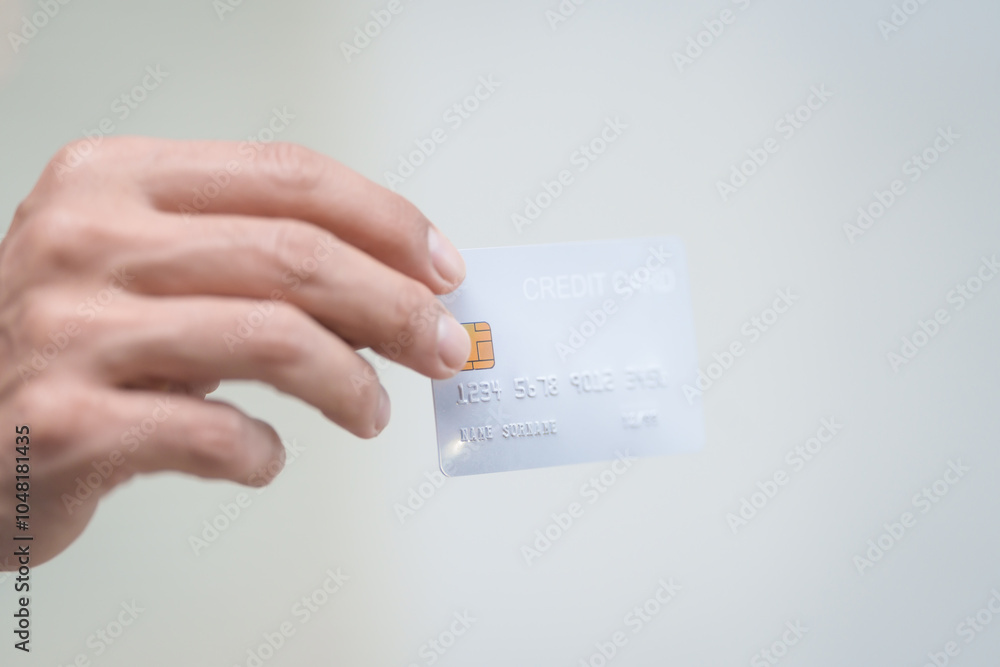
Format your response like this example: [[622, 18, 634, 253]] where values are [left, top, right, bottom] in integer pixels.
[[0, 137, 471, 567]]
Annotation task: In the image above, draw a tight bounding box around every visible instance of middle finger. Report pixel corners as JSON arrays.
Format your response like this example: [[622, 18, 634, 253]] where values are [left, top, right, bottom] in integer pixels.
[[103, 211, 471, 378]]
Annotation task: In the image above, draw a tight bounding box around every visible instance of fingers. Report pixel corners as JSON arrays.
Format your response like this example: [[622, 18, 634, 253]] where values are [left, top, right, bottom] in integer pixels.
[[77, 387, 286, 487], [89, 295, 393, 438], [94, 212, 471, 377], [2, 136, 473, 568], [76, 137, 465, 294], [14, 382, 285, 494]]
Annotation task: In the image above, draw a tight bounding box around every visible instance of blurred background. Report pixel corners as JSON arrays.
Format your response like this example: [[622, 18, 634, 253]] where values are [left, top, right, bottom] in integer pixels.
[[1, 0, 999, 664]]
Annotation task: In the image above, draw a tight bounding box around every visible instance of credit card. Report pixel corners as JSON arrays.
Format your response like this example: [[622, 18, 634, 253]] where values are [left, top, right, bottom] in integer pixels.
[[430, 237, 703, 476]]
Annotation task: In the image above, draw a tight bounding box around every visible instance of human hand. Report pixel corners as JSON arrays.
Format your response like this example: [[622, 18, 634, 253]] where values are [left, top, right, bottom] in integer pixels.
[[0, 137, 471, 567]]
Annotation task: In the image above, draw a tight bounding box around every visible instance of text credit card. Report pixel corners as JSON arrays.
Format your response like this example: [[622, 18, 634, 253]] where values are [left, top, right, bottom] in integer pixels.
[[430, 237, 703, 476]]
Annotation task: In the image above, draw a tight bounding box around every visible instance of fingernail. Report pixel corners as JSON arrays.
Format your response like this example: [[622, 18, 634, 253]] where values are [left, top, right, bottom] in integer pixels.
[[428, 226, 465, 288], [374, 384, 391, 435], [437, 315, 471, 371]]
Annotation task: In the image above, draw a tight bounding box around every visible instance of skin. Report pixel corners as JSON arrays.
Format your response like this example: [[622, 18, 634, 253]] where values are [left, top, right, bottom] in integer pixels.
[[0, 137, 472, 568]]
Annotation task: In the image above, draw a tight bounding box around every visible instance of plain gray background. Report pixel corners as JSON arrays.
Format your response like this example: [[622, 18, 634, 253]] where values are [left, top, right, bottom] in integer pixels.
[[1, 0, 998, 665]]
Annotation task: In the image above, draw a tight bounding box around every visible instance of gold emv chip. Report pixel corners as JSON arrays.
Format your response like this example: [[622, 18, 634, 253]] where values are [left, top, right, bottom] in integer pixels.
[[461, 322, 494, 371]]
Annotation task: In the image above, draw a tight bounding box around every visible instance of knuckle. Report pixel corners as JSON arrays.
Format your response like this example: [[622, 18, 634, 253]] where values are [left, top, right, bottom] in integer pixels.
[[9, 383, 50, 434], [12, 382, 85, 446], [377, 187, 428, 241], [47, 139, 105, 179], [15, 292, 74, 345], [11, 197, 35, 227], [262, 221, 314, 278], [20, 204, 99, 271], [257, 142, 327, 192], [42, 136, 145, 185]]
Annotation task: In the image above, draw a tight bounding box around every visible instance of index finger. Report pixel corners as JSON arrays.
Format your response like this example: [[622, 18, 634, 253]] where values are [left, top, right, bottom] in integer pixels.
[[78, 137, 466, 295]]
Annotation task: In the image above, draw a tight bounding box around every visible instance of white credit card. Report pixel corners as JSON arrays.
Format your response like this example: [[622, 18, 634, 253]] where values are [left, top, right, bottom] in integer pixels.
[[430, 237, 703, 476]]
